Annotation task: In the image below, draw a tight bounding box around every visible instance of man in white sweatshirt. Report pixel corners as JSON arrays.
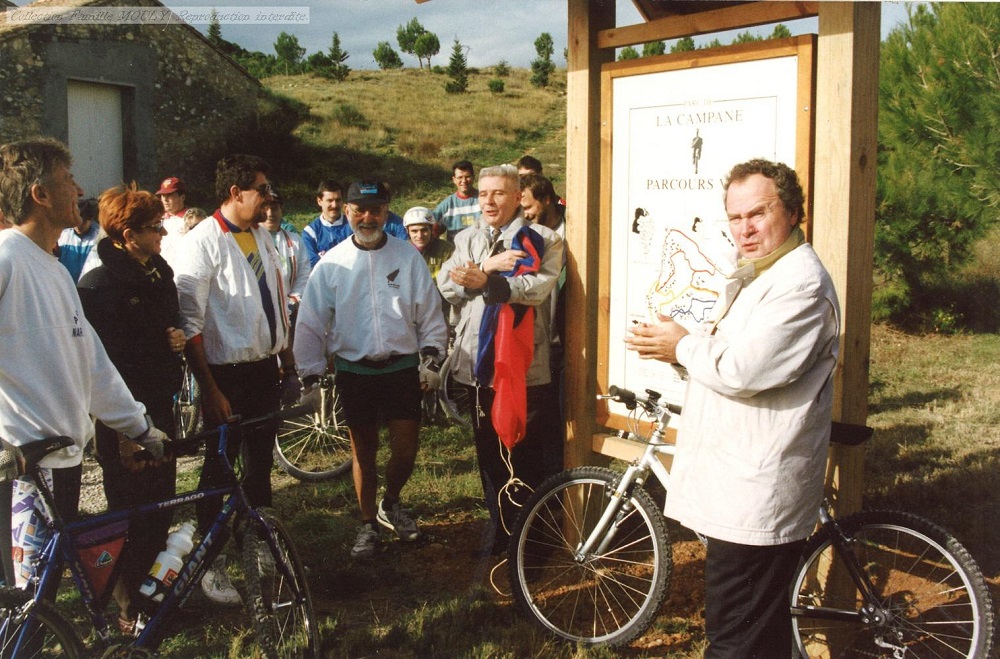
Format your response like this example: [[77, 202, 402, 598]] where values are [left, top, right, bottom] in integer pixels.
[[0, 138, 168, 584]]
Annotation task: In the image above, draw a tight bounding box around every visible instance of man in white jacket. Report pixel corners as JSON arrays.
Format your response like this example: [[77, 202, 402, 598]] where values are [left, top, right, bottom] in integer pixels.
[[626, 159, 840, 657], [175, 154, 287, 604], [0, 138, 167, 584], [295, 179, 447, 559]]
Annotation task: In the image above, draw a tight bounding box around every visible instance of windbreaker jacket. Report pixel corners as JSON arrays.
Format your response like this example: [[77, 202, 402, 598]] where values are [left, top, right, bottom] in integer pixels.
[[663, 244, 841, 546], [0, 230, 147, 468], [174, 213, 288, 365], [293, 234, 448, 376], [437, 216, 563, 388], [269, 228, 312, 304]]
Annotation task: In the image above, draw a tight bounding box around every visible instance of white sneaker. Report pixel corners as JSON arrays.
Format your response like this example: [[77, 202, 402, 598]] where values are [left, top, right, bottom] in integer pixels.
[[377, 499, 420, 541], [201, 555, 242, 606], [351, 525, 380, 558]]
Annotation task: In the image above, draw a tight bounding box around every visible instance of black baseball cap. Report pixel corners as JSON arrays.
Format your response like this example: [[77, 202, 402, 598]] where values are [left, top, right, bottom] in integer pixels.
[[346, 179, 391, 205]]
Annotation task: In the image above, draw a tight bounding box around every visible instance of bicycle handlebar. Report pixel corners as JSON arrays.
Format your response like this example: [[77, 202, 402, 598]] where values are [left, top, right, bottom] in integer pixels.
[[603, 385, 682, 416]]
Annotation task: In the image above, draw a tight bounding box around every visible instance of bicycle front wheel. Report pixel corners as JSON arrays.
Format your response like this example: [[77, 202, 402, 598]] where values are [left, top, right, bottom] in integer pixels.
[[274, 379, 352, 482], [0, 587, 85, 658], [437, 353, 472, 429], [241, 511, 319, 659], [508, 466, 672, 647], [791, 510, 994, 659]]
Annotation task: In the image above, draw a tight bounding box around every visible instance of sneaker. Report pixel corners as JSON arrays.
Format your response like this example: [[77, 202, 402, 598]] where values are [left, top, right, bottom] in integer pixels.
[[201, 555, 242, 606], [377, 499, 420, 541], [351, 524, 380, 558]]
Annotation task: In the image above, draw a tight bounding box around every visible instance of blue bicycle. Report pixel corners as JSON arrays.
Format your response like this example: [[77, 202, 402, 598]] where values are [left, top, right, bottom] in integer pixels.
[[0, 408, 319, 658]]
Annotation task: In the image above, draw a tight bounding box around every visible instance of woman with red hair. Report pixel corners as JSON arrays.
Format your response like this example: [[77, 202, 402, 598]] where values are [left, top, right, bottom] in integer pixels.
[[77, 183, 186, 635]]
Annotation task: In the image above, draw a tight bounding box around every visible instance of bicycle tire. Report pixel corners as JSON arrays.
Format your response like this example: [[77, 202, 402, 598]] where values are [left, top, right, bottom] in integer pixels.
[[241, 511, 319, 659], [791, 509, 995, 659], [508, 466, 672, 647], [437, 352, 472, 429], [173, 372, 202, 440], [273, 379, 352, 482], [0, 586, 85, 658]]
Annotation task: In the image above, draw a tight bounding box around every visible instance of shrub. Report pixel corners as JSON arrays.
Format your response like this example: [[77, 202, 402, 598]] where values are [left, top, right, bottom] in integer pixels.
[[487, 79, 505, 94], [494, 60, 510, 77], [333, 103, 370, 129]]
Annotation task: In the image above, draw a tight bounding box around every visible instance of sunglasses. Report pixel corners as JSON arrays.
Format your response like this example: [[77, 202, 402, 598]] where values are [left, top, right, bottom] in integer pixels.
[[139, 221, 165, 233], [253, 182, 274, 198]]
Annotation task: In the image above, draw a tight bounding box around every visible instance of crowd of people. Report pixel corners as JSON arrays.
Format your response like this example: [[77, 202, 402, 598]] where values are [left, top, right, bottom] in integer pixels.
[[0, 138, 839, 655]]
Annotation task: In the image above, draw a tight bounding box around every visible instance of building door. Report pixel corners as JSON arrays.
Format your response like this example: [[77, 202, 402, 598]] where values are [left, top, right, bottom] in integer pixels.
[[67, 80, 124, 198]]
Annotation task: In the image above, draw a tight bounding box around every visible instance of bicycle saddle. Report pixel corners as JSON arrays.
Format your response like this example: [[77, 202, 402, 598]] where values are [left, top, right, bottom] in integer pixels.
[[19, 436, 74, 471]]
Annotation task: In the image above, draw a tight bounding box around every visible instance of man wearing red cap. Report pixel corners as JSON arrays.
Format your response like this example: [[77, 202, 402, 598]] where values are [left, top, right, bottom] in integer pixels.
[[157, 176, 187, 268]]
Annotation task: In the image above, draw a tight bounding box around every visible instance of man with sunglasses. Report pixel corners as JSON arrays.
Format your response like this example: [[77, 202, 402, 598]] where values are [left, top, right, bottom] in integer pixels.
[[174, 154, 288, 605], [295, 179, 447, 558]]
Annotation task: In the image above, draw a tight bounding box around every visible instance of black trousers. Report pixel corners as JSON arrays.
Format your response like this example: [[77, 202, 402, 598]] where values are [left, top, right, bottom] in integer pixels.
[[466, 384, 559, 553], [703, 536, 805, 659], [196, 358, 280, 533]]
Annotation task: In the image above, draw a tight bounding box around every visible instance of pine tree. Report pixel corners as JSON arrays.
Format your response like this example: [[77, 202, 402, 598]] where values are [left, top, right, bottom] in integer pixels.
[[274, 32, 305, 76], [326, 32, 351, 82], [373, 42, 404, 70], [642, 41, 666, 57], [414, 32, 441, 70], [670, 36, 695, 53], [396, 18, 426, 67], [875, 3, 1000, 319], [617, 46, 640, 61], [444, 39, 468, 94], [530, 32, 556, 88], [207, 9, 222, 46]]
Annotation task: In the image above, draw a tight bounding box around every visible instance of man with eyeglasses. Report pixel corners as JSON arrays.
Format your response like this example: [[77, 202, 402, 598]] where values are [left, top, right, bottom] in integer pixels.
[[295, 179, 447, 559], [625, 158, 840, 657], [174, 154, 288, 605]]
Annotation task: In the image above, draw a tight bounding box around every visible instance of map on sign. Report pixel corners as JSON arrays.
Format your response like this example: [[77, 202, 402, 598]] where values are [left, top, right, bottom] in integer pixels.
[[647, 227, 725, 331]]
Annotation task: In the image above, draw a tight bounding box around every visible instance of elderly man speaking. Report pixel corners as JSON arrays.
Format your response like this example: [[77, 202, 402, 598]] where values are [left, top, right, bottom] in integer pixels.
[[625, 158, 840, 658]]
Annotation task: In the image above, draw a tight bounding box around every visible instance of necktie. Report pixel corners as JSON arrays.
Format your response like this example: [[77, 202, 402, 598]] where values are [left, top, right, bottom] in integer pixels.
[[489, 228, 501, 250]]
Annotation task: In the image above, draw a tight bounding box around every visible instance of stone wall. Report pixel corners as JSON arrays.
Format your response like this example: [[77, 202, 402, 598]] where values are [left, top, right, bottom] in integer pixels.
[[0, 0, 261, 203]]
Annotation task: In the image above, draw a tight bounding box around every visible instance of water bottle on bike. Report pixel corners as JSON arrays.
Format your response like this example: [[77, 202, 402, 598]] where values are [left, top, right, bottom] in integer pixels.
[[139, 521, 196, 602]]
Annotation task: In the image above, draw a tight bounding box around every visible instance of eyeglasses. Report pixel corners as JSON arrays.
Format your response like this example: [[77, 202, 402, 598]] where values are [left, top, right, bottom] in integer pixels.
[[139, 221, 165, 233], [253, 182, 274, 198]]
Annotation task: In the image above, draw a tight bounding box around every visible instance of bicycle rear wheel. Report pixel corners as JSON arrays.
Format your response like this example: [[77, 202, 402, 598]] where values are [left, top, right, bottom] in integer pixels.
[[791, 509, 994, 659], [274, 378, 352, 482], [0, 587, 85, 658], [241, 511, 319, 659], [508, 466, 672, 647]]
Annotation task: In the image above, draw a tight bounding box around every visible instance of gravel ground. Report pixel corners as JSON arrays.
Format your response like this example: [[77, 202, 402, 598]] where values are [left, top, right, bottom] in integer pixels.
[[78, 453, 203, 515]]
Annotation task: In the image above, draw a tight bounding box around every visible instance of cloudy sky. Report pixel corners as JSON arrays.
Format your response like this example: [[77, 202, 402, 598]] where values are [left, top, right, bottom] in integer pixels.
[[7, 1, 918, 69]]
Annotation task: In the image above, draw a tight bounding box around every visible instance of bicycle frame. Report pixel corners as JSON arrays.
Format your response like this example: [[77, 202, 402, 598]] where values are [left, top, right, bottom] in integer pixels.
[[11, 419, 300, 654], [575, 393, 675, 559]]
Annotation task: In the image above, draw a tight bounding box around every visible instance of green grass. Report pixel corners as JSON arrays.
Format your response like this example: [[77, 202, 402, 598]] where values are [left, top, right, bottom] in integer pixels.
[[259, 67, 567, 230]]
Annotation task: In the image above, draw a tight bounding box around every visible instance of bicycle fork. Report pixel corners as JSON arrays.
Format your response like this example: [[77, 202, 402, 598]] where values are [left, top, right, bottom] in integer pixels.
[[574, 464, 647, 560]]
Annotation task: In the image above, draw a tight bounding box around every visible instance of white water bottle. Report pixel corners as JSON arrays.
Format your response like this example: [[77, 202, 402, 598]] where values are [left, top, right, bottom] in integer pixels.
[[139, 521, 196, 601]]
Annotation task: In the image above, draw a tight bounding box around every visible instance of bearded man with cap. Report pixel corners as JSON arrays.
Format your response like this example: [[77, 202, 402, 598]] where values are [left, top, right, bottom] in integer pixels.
[[295, 179, 447, 559]]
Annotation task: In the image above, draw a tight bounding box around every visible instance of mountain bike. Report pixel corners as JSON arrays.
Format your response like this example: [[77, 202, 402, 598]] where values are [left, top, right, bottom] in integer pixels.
[[507, 385, 995, 657], [435, 349, 472, 429], [273, 373, 352, 482], [0, 408, 319, 658]]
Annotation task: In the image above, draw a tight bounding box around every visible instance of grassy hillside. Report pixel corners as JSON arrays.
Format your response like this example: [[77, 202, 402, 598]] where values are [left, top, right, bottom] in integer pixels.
[[259, 67, 568, 226]]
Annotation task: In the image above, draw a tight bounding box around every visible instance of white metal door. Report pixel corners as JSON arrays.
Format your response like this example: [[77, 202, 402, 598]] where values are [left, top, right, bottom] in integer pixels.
[[67, 80, 123, 198]]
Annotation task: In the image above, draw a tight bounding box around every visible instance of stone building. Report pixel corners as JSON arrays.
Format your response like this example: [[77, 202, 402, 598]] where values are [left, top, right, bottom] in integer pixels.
[[0, 0, 261, 199]]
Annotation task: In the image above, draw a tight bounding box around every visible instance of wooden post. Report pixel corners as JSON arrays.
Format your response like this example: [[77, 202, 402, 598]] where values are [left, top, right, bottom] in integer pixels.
[[811, 1, 880, 515], [564, 0, 616, 470]]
